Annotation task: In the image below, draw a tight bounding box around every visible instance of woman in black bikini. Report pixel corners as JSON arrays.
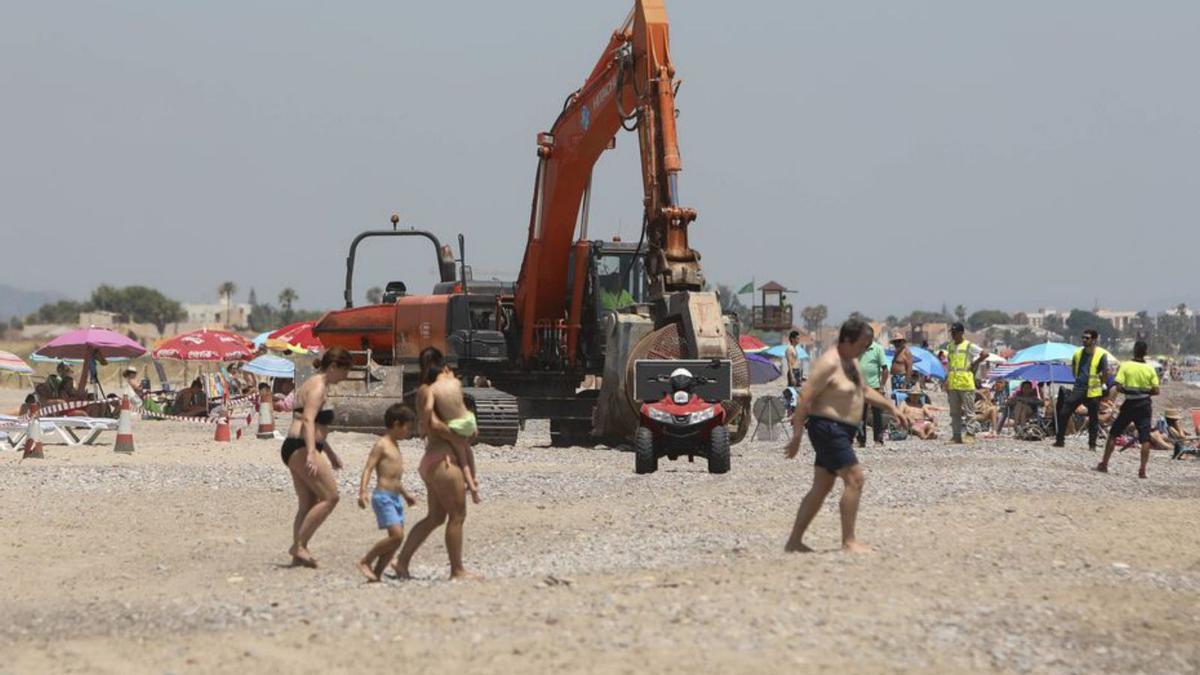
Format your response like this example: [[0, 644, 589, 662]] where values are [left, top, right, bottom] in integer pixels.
[[282, 347, 352, 568]]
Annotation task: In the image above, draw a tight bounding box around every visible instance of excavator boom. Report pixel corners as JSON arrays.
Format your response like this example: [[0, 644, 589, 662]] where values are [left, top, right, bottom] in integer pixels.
[[514, 0, 703, 366]]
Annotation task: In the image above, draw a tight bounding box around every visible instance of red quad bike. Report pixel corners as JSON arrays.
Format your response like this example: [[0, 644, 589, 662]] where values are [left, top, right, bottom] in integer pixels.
[[635, 367, 730, 475]]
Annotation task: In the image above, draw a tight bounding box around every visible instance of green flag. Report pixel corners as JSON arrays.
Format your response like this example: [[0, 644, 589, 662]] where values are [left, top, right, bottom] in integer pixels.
[[737, 281, 754, 294]]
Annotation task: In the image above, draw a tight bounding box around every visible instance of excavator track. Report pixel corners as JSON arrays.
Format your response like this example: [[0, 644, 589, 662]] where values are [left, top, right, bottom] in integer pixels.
[[462, 387, 521, 447]]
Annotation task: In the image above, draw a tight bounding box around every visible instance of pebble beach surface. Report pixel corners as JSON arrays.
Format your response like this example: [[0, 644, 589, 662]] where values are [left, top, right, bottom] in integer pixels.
[[2, 386, 1199, 674]]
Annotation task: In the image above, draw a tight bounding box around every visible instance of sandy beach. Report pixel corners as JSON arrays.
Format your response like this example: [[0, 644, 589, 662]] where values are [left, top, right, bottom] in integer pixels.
[[2, 385, 1199, 674]]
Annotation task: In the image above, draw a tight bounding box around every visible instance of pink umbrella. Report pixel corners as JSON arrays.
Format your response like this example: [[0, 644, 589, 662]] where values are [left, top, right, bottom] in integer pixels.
[[35, 326, 147, 395], [153, 329, 254, 362]]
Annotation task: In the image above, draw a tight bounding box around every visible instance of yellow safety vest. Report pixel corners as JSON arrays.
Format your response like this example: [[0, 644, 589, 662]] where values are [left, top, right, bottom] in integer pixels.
[[1071, 347, 1110, 398], [946, 340, 976, 391]]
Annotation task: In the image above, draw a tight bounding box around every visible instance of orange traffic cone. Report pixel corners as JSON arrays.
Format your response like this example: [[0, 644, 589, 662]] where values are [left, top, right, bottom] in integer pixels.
[[256, 389, 275, 439], [214, 416, 231, 443], [114, 395, 135, 454], [22, 403, 44, 459]]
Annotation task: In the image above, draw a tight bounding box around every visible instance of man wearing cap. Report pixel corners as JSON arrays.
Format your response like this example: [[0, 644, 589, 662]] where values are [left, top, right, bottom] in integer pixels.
[[1097, 340, 1159, 478], [945, 322, 988, 444], [1054, 328, 1111, 450], [889, 332, 913, 394]]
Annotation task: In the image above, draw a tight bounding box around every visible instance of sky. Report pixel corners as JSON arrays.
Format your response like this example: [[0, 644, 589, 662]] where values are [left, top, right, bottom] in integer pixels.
[[2, 1, 1198, 320]]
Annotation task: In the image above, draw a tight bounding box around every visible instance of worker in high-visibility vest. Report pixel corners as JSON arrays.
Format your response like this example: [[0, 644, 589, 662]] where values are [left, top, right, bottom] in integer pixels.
[[1054, 328, 1111, 449], [1097, 340, 1159, 478], [945, 322, 990, 444]]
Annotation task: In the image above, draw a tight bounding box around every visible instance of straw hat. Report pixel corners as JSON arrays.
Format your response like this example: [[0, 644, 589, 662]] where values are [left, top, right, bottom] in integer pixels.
[[1164, 408, 1182, 421], [889, 331, 907, 343]]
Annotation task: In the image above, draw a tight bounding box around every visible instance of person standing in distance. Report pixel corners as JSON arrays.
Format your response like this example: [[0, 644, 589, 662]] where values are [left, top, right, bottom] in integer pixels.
[[1096, 340, 1159, 478], [855, 337, 888, 448], [782, 319, 908, 554], [1054, 328, 1111, 450], [785, 330, 803, 387], [945, 322, 989, 444]]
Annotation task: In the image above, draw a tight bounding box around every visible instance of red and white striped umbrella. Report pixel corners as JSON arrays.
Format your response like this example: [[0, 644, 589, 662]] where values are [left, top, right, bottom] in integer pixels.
[[267, 321, 323, 354], [152, 329, 254, 362], [0, 350, 33, 375]]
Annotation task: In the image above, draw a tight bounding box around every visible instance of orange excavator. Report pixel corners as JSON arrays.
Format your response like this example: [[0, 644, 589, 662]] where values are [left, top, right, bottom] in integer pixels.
[[313, 0, 750, 448]]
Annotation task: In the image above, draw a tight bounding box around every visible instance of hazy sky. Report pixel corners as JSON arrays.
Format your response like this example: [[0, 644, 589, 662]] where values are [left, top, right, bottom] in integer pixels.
[[3, 1, 1197, 320]]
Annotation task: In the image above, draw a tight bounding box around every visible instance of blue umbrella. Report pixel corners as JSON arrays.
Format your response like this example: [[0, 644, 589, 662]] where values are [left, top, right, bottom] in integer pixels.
[[765, 344, 809, 360], [745, 352, 783, 385], [244, 354, 295, 379], [1001, 361, 1075, 384], [252, 331, 272, 348], [1010, 342, 1076, 364]]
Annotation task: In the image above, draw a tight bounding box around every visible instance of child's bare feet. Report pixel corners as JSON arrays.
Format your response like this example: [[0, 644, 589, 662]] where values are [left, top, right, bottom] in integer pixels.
[[450, 569, 483, 581], [842, 541, 874, 554], [784, 542, 815, 553], [357, 560, 380, 582], [391, 562, 412, 580]]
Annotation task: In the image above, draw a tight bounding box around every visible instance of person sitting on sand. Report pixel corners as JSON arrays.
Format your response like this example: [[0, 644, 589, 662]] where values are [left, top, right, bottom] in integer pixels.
[[393, 347, 480, 580], [898, 395, 939, 440], [280, 347, 352, 569], [782, 318, 909, 554], [172, 379, 208, 417], [357, 403, 417, 582]]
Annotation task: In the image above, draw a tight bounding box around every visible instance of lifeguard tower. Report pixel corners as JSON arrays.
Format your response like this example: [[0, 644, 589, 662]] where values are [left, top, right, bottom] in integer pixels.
[[750, 281, 794, 332]]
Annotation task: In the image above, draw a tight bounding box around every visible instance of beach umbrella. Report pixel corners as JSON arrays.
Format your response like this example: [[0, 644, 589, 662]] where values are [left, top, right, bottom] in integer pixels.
[[252, 331, 271, 348], [153, 328, 254, 362], [267, 321, 323, 354], [1002, 361, 1075, 384], [737, 335, 769, 353], [244, 354, 295, 379], [0, 350, 33, 375], [35, 326, 148, 394], [765, 344, 809, 360], [1009, 342, 1077, 364], [745, 352, 783, 385]]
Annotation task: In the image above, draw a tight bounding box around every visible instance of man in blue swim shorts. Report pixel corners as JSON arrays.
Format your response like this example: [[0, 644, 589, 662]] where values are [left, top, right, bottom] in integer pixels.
[[783, 318, 909, 554]]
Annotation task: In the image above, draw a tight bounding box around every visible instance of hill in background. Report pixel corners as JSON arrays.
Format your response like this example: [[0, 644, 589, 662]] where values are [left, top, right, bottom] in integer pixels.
[[0, 283, 67, 322]]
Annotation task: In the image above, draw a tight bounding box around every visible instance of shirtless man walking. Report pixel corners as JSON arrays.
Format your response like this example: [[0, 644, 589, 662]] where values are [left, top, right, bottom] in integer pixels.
[[783, 319, 908, 553]]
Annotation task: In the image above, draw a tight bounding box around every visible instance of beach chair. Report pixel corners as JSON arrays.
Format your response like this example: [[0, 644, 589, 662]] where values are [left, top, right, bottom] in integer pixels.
[[0, 415, 118, 448]]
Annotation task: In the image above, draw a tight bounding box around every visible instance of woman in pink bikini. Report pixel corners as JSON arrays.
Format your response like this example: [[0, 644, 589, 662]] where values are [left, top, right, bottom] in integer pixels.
[[392, 347, 478, 580]]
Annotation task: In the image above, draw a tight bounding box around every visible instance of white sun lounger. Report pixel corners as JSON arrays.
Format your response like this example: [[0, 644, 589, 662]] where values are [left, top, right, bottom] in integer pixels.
[[0, 415, 118, 449]]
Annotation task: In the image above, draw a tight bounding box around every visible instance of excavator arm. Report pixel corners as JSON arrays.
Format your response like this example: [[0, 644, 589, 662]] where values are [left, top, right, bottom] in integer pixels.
[[514, 0, 703, 366]]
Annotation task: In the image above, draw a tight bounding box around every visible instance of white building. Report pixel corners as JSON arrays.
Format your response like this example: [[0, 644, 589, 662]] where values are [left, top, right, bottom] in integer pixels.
[[1022, 308, 1062, 329], [1095, 309, 1139, 334], [184, 291, 250, 329]]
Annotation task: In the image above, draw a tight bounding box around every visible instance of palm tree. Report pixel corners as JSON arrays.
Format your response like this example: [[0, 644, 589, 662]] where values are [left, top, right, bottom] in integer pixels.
[[801, 304, 828, 353], [366, 286, 383, 305], [278, 288, 298, 323], [218, 281, 237, 327]]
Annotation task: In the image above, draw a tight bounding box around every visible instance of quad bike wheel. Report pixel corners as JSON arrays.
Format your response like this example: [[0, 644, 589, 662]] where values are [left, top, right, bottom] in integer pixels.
[[707, 425, 730, 474], [634, 426, 658, 474]]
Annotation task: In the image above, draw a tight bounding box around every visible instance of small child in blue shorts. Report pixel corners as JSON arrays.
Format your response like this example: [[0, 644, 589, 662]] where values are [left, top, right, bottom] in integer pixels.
[[356, 403, 417, 582]]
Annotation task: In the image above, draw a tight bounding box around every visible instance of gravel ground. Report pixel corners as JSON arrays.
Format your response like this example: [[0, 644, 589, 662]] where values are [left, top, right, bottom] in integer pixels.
[[2, 385, 1199, 674]]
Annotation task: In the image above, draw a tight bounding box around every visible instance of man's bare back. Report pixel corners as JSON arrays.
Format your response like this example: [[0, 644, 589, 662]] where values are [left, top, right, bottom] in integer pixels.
[[807, 348, 866, 426]]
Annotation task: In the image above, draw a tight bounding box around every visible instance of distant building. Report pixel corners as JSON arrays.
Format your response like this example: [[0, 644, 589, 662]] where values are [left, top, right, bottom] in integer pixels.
[[1095, 309, 1138, 334], [1021, 308, 1062, 329], [183, 291, 250, 329]]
